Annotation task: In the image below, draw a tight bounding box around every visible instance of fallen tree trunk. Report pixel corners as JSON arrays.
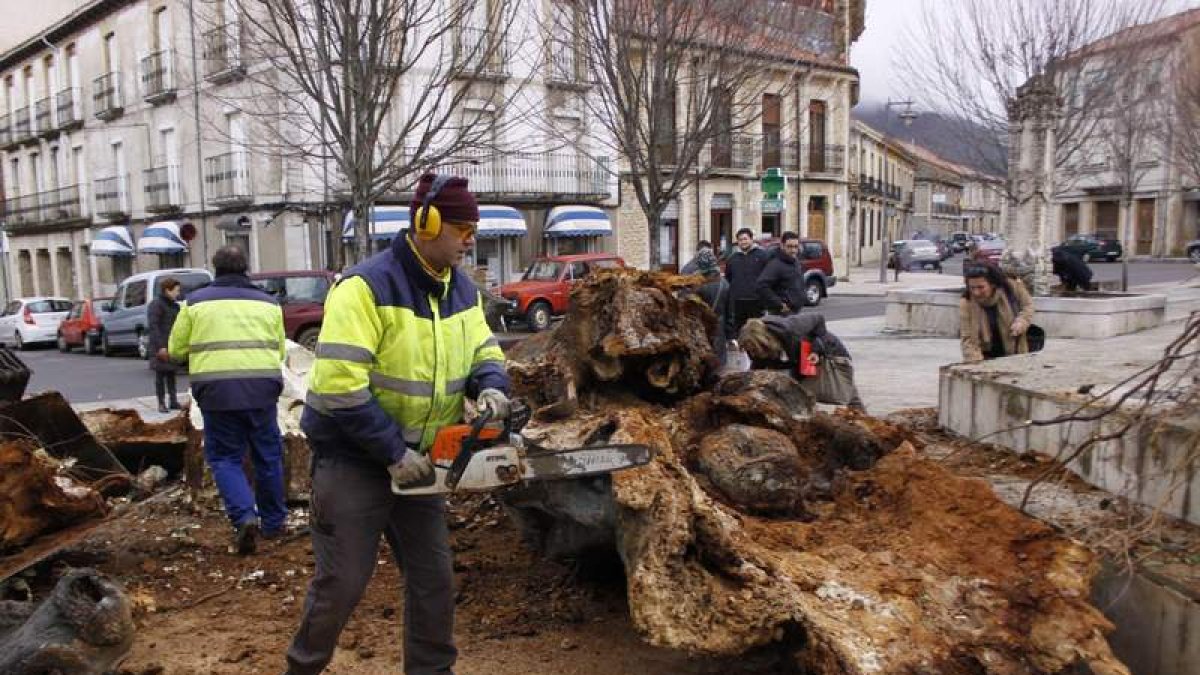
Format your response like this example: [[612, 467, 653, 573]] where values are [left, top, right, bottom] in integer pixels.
[[504, 268, 1128, 675], [0, 568, 135, 674], [0, 439, 108, 552]]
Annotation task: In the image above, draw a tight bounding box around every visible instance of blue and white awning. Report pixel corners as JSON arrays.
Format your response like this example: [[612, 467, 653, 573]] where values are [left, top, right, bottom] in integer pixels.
[[342, 206, 411, 241], [137, 221, 189, 254], [544, 206, 612, 238], [92, 226, 136, 257], [477, 205, 527, 238]]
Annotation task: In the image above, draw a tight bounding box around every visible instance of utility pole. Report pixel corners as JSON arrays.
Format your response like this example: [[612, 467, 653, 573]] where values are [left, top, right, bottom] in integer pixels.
[[879, 100, 917, 283]]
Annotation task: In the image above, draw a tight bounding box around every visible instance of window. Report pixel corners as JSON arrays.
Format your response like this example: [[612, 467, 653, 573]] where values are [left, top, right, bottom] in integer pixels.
[[568, 262, 588, 280], [224, 231, 250, 260], [3, 301, 21, 316], [762, 94, 781, 168], [523, 261, 561, 281], [166, 273, 212, 298], [123, 280, 147, 308], [808, 100, 827, 170], [104, 32, 118, 71], [254, 275, 330, 303], [801, 242, 824, 260], [68, 302, 84, 320], [27, 300, 72, 313]]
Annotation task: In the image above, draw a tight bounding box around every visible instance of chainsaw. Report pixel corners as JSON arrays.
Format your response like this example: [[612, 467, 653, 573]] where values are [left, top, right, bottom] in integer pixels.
[[391, 400, 653, 495]]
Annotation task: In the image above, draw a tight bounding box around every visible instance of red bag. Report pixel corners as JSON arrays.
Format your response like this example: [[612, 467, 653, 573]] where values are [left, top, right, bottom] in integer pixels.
[[798, 340, 817, 378]]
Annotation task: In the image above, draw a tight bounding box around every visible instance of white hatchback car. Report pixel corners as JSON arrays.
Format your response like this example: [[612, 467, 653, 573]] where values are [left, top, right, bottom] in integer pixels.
[[0, 297, 73, 350]]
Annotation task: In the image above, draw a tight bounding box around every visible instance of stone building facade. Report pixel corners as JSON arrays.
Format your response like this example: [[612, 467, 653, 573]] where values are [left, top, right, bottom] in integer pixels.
[[0, 0, 618, 299], [612, 0, 864, 273], [847, 119, 915, 266]]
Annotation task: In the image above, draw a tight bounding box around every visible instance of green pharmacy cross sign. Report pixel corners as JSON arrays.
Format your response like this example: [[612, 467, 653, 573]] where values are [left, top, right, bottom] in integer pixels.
[[761, 168, 785, 213]]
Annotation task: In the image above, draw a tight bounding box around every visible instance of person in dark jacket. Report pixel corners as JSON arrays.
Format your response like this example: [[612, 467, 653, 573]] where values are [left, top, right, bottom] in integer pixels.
[[738, 314, 864, 409], [691, 249, 729, 366], [680, 240, 713, 275], [725, 228, 769, 336], [756, 231, 806, 315], [1051, 246, 1094, 292], [148, 277, 183, 413]]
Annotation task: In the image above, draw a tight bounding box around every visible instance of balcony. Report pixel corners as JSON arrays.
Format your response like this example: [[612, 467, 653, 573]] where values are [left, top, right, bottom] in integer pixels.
[[143, 165, 183, 212], [1, 185, 88, 232], [933, 202, 962, 217], [454, 27, 511, 80], [546, 47, 589, 89], [94, 175, 130, 218], [93, 73, 124, 121], [205, 151, 252, 204], [56, 88, 83, 130], [805, 143, 845, 175], [35, 97, 55, 138], [141, 50, 177, 104], [760, 137, 801, 172], [203, 23, 246, 83], [434, 150, 609, 197], [0, 113, 9, 147], [705, 134, 756, 172], [12, 106, 32, 145]]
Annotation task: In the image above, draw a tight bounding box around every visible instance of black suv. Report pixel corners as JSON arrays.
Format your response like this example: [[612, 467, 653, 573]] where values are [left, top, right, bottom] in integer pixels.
[[1058, 233, 1122, 262]]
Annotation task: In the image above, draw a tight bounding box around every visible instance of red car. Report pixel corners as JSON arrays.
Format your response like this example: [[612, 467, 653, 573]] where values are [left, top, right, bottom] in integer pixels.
[[498, 253, 626, 331], [249, 271, 337, 351], [57, 297, 112, 354]]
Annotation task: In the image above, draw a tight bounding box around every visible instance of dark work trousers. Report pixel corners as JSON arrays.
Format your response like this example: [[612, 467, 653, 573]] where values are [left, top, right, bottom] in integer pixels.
[[154, 371, 178, 405], [200, 408, 288, 534], [286, 455, 456, 675], [730, 297, 764, 338]]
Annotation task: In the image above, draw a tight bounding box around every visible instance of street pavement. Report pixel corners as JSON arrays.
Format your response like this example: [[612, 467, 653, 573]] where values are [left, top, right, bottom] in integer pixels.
[[14, 258, 1197, 408]]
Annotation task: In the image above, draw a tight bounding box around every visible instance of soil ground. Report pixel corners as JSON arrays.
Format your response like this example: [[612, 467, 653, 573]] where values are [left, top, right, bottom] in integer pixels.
[[6, 409, 1197, 674]]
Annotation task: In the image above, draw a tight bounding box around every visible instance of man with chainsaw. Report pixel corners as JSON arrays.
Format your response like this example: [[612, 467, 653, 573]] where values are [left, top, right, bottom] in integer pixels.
[[286, 174, 509, 675]]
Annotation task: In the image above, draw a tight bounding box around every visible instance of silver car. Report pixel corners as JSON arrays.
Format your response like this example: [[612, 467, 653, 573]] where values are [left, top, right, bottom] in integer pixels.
[[897, 240, 944, 271]]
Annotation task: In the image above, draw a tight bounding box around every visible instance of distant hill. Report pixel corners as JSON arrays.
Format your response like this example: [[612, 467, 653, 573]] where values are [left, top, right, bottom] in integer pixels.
[[853, 102, 1008, 178]]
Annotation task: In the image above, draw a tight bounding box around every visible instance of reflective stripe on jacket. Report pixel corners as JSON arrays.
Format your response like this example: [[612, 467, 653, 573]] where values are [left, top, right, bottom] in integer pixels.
[[168, 274, 286, 411], [301, 234, 508, 466]]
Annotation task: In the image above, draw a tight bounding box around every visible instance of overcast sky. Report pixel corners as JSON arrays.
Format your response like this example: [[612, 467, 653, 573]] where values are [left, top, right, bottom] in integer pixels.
[[852, 0, 1200, 105]]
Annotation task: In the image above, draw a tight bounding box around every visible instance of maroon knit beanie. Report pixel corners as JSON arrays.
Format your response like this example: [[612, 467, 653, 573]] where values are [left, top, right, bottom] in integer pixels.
[[410, 173, 480, 225]]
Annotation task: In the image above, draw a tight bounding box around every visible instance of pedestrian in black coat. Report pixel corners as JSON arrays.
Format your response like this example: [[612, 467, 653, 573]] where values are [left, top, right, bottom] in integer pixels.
[[691, 249, 730, 366], [147, 277, 183, 413], [725, 228, 770, 335], [757, 232, 807, 315], [1051, 246, 1094, 292]]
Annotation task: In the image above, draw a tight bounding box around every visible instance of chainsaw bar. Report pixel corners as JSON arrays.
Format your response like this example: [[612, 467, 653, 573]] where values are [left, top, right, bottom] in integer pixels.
[[521, 444, 652, 482]]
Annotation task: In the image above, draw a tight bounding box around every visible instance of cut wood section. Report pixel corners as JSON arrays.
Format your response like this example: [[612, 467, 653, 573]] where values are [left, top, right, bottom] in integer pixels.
[[0, 439, 108, 552]]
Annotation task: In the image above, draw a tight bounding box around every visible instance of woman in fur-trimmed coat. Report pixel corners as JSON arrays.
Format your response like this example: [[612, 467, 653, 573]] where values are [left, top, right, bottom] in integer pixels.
[[959, 262, 1035, 362]]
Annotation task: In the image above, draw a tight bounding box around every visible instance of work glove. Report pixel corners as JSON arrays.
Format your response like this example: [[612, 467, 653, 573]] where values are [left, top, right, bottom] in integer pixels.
[[388, 450, 435, 489], [476, 388, 510, 420]]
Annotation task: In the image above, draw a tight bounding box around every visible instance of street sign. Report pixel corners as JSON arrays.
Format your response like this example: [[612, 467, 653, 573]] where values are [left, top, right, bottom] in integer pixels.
[[761, 198, 784, 214]]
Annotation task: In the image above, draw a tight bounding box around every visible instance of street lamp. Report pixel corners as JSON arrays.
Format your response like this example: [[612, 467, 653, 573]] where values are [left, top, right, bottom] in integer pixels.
[[879, 100, 918, 283]]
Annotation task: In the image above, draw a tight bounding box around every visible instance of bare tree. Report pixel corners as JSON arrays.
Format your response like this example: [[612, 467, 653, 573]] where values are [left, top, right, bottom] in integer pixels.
[[201, 0, 531, 266], [558, 0, 821, 269], [899, 0, 1170, 200]]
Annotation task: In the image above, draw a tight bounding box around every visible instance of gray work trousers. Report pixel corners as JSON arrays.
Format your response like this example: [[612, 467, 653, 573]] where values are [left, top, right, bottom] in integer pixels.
[[285, 456, 456, 675]]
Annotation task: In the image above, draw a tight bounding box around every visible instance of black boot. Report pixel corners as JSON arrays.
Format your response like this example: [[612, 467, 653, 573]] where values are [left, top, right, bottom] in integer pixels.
[[155, 377, 168, 413], [166, 374, 181, 409]]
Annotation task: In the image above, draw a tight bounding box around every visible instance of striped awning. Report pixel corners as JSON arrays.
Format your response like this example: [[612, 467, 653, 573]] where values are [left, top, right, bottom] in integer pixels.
[[342, 206, 411, 241], [477, 205, 527, 238], [544, 206, 612, 238], [92, 225, 136, 258], [137, 221, 189, 254]]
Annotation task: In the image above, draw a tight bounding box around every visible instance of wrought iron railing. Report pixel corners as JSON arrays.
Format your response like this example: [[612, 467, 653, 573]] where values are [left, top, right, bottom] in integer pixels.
[[455, 27, 511, 79], [56, 88, 83, 128], [203, 23, 244, 80], [1, 185, 86, 230], [144, 165, 183, 210], [12, 106, 31, 142], [141, 50, 176, 101], [204, 151, 252, 202], [34, 97, 52, 134], [94, 175, 130, 216], [805, 143, 845, 174], [93, 72, 124, 118]]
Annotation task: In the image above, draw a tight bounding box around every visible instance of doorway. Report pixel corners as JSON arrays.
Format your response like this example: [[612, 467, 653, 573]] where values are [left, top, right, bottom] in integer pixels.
[[1062, 203, 1079, 238], [710, 209, 732, 254], [807, 196, 827, 241], [1094, 201, 1119, 239], [1135, 199, 1154, 256], [761, 214, 781, 238]]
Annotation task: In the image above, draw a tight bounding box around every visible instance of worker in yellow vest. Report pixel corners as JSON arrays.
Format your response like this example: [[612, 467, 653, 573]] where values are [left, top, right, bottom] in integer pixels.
[[167, 245, 288, 555], [285, 174, 508, 674]]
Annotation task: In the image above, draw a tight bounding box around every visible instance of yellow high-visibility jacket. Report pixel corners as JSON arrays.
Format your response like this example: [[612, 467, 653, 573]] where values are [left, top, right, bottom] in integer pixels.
[[302, 235, 508, 466], [168, 275, 286, 411]]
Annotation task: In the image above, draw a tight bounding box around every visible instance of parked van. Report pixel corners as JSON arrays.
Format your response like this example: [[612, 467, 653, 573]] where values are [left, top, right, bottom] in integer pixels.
[[101, 268, 213, 358]]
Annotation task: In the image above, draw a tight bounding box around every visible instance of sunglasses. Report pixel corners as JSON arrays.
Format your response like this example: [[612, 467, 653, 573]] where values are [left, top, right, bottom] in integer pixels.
[[446, 221, 477, 241]]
